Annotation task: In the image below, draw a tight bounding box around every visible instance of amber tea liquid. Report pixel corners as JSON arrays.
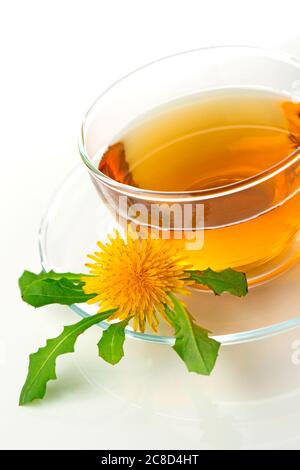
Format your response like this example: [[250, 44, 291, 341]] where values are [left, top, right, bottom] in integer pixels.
[[99, 89, 300, 281]]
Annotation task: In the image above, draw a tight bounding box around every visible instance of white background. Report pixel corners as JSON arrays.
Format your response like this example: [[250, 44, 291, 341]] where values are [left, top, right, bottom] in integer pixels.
[[2, 0, 300, 450]]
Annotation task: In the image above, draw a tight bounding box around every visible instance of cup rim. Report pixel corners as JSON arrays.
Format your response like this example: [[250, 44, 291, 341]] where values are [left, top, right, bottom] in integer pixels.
[[79, 45, 300, 201]]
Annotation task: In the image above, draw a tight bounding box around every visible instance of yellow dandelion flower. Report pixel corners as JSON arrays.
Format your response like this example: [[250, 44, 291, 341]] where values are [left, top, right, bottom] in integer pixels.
[[81, 232, 193, 333]]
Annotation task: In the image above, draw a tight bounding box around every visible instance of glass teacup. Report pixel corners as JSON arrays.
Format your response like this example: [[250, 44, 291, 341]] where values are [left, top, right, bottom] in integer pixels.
[[79, 46, 300, 286]]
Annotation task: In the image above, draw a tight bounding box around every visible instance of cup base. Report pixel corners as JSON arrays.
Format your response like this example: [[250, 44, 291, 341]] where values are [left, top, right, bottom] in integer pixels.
[[244, 235, 300, 288], [39, 165, 300, 345], [191, 232, 300, 291]]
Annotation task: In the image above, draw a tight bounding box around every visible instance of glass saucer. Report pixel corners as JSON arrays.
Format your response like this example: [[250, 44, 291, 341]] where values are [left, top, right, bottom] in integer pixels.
[[39, 165, 300, 346]]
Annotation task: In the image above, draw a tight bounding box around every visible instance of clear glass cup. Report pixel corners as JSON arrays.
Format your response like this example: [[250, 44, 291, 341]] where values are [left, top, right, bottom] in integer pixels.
[[79, 46, 300, 286]]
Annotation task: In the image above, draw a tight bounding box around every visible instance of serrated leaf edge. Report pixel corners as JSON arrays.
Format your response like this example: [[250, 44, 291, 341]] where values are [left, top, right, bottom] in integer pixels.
[[19, 309, 117, 405], [97, 318, 130, 365]]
